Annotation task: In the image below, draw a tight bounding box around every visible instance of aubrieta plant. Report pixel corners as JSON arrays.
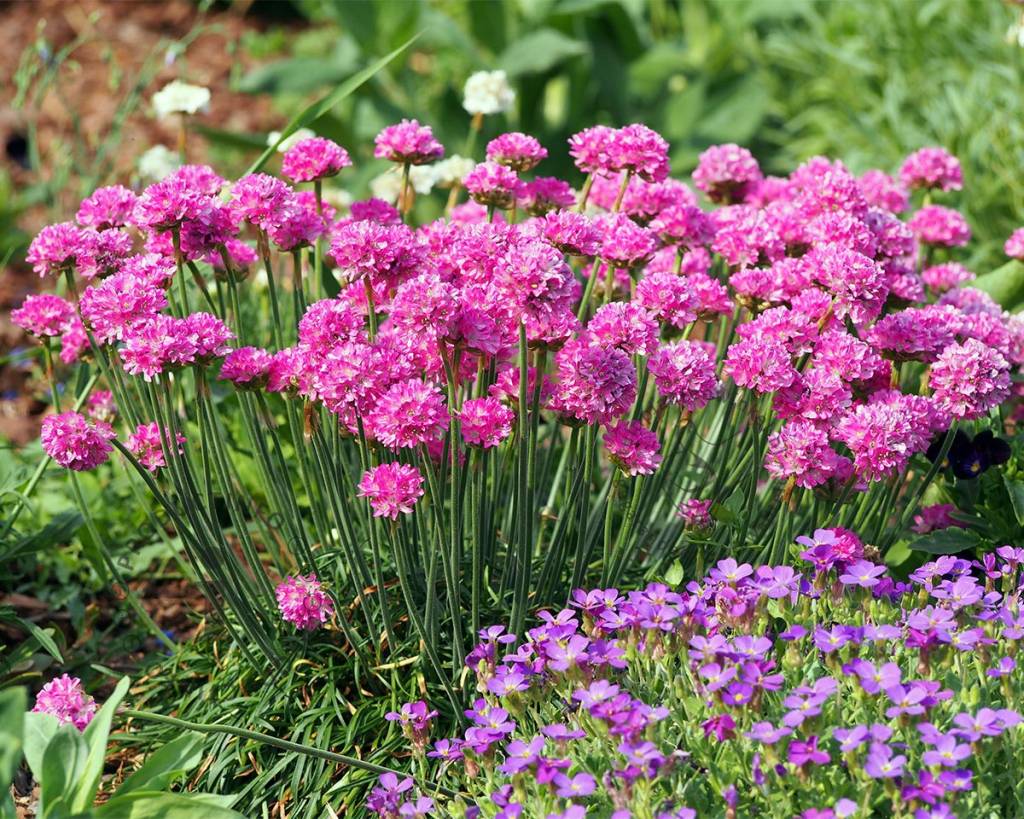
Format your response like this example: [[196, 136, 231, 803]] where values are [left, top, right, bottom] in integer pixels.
[[8, 112, 1024, 695], [371, 530, 1024, 818]]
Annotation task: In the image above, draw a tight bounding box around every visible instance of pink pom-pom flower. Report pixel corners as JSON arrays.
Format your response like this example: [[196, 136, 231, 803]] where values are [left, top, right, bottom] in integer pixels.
[[127, 421, 185, 472], [40, 411, 114, 471], [604, 420, 662, 476], [459, 397, 515, 449], [486, 132, 547, 172], [275, 574, 335, 631], [33, 674, 97, 730], [358, 462, 425, 519], [899, 146, 963, 192], [930, 338, 1011, 421], [374, 119, 444, 165], [463, 162, 524, 210], [11, 293, 75, 338], [281, 137, 352, 183]]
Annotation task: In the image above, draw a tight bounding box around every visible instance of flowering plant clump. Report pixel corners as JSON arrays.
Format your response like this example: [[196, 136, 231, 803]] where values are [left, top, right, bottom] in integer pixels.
[[372, 531, 1024, 818], [14, 110, 1024, 688]]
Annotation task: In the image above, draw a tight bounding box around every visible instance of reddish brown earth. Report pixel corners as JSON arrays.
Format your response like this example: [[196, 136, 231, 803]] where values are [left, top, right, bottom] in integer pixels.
[[0, 0, 289, 443]]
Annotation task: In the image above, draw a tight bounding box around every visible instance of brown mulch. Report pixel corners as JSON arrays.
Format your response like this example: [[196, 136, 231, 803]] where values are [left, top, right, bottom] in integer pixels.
[[0, 0, 294, 443]]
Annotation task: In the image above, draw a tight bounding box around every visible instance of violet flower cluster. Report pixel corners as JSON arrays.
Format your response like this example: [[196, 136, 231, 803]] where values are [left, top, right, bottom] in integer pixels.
[[373, 530, 1024, 818]]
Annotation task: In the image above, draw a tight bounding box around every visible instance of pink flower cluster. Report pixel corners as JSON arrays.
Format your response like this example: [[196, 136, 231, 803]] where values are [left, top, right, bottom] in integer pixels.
[[40, 411, 114, 471], [358, 462, 425, 519], [33, 674, 97, 730], [275, 574, 335, 631], [127, 422, 186, 472]]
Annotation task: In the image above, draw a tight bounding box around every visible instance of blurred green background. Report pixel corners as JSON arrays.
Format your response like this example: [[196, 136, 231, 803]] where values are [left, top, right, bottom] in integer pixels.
[[3, 0, 1024, 272]]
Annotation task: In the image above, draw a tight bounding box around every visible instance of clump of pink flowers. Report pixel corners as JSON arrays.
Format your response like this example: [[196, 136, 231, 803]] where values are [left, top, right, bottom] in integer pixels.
[[40, 411, 114, 471], [127, 422, 185, 472], [275, 574, 335, 631], [33, 674, 97, 731]]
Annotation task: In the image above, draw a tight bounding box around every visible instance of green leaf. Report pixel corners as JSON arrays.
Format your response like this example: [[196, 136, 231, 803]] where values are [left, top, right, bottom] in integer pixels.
[[907, 527, 982, 555], [23, 711, 60, 781], [0, 689, 26, 792], [696, 73, 770, 144], [663, 560, 684, 586], [94, 791, 243, 819], [246, 34, 421, 176], [40, 725, 88, 816], [4, 510, 83, 562], [73, 676, 131, 813], [237, 44, 360, 95], [499, 29, 588, 77], [321, 264, 341, 298], [969, 260, 1024, 311], [13, 617, 63, 664], [1003, 475, 1024, 526], [115, 733, 204, 796]]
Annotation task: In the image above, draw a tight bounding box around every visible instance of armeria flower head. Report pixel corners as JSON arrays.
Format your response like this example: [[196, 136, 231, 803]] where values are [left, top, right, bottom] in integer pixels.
[[463, 69, 515, 115], [275, 573, 334, 631], [219, 346, 273, 388], [724, 336, 797, 394], [33, 674, 96, 730], [184, 312, 234, 362], [230, 173, 291, 230], [486, 132, 547, 172], [151, 80, 210, 117], [77, 185, 138, 229], [542, 211, 601, 256], [1005, 227, 1024, 260], [329, 220, 420, 288], [281, 136, 352, 182], [358, 462, 425, 519], [460, 397, 515, 448], [518, 177, 575, 216], [464, 161, 524, 210], [647, 340, 718, 410], [79, 272, 169, 344], [267, 193, 328, 251], [120, 314, 197, 380], [900, 146, 963, 191], [710, 204, 784, 267], [568, 125, 616, 174], [692, 143, 762, 203], [40, 411, 114, 471], [921, 262, 975, 293], [805, 243, 887, 325], [131, 178, 212, 232], [858, 169, 908, 213], [649, 203, 714, 248], [368, 379, 450, 450], [606, 123, 670, 182], [27, 222, 83, 277], [763, 420, 841, 489], [604, 420, 662, 476], [11, 293, 74, 338], [930, 338, 1011, 420], [127, 421, 185, 472], [587, 301, 659, 356], [374, 119, 444, 165], [86, 390, 117, 424], [597, 212, 658, 268], [909, 205, 971, 247], [552, 338, 636, 425]]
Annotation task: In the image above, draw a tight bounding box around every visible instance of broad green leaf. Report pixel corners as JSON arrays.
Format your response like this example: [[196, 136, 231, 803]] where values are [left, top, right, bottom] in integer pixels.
[[40, 725, 88, 816], [969, 260, 1024, 311], [246, 35, 420, 176], [696, 73, 770, 144], [1003, 475, 1024, 526], [73, 676, 131, 813], [499, 29, 588, 77], [94, 791, 243, 819], [0, 688, 26, 791], [23, 711, 60, 781], [663, 560, 684, 586], [907, 527, 982, 555], [115, 733, 203, 796]]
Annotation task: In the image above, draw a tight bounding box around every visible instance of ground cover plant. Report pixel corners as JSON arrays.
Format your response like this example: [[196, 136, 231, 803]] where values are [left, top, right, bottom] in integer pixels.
[[3, 5, 1024, 815]]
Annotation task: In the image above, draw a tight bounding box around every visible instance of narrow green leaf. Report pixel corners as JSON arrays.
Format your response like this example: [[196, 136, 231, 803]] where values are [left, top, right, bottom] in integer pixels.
[[74, 676, 131, 812], [14, 618, 63, 664], [246, 35, 420, 176]]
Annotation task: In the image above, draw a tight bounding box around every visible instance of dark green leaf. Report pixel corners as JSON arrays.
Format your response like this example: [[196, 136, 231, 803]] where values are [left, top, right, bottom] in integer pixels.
[[907, 527, 982, 555], [499, 29, 588, 77], [0, 689, 26, 792], [116, 733, 204, 796], [13, 617, 63, 664]]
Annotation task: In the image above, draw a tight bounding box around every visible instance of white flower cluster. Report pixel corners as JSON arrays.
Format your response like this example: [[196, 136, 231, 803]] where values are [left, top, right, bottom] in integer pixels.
[[462, 70, 515, 116], [369, 155, 476, 201], [151, 80, 211, 119]]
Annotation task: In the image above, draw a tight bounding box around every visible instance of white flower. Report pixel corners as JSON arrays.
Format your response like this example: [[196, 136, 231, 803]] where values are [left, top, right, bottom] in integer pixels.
[[409, 165, 437, 195], [321, 185, 353, 211], [152, 80, 211, 119], [462, 70, 515, 116], [267, 128, 315, 153], [432, 155, 477, 187], [370, 171, 403, 203], [137, 145, 181, 181]]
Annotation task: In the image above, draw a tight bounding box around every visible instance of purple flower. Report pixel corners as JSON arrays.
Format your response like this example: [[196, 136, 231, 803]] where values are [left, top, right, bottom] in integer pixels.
[[572, 680, 621, 708], [553, 772, 596, 798], [498, 736, 545, 775], [839, 560, 887, 588], [702, 714, 736, 741], [746, 722, 792, 745], [921, 734, 972, 768], [864, 743, 906, 779], [788, 736, 830, 767]]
